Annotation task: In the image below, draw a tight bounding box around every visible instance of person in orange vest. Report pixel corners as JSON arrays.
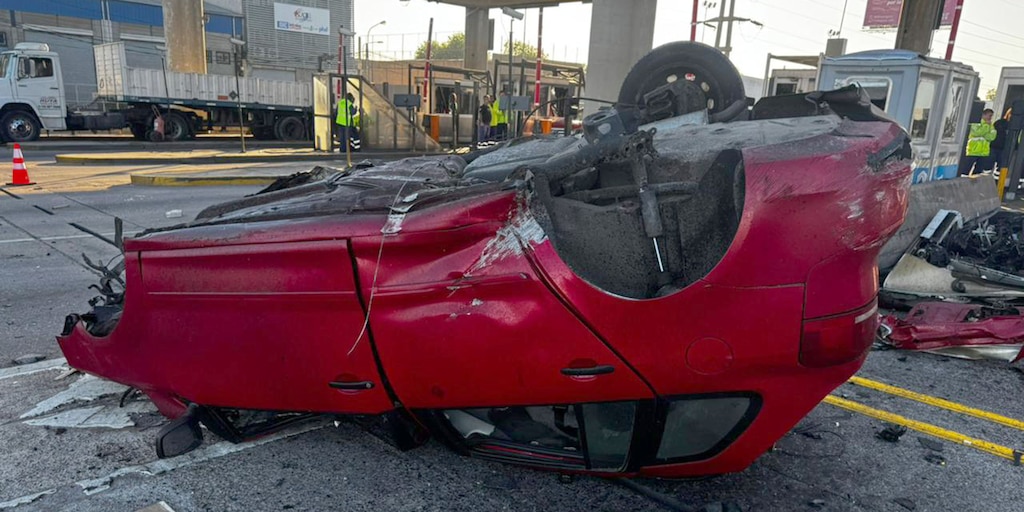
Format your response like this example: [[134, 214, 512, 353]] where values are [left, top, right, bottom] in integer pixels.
[[959, 108, 996, 176]]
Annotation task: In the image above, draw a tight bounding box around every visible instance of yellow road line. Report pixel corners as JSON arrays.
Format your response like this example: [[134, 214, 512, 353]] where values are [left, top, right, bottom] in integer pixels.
[[822, 395, 1024, 464], [849, 376, 1024, 433]]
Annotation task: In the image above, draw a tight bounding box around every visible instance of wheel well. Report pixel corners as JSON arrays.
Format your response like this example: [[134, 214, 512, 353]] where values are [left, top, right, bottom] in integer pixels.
[[0, 103, 41, 123]]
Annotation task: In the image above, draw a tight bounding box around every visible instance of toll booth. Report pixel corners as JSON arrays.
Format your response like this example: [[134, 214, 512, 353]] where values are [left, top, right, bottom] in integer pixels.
[[819, 50, 979, 184]]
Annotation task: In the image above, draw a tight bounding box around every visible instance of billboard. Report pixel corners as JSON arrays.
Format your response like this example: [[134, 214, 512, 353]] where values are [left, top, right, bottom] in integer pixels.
[[863, 0, 958, 29], [273, 2, 331, 35]]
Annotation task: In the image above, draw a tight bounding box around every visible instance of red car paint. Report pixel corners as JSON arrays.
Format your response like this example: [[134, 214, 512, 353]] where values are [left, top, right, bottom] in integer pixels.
[[58, 117, 910, 477], [882, 302, 1024, 362]]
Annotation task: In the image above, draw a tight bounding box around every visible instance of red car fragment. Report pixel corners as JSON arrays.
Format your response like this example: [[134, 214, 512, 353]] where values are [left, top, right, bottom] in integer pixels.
[[881, 302, 1024, 362]]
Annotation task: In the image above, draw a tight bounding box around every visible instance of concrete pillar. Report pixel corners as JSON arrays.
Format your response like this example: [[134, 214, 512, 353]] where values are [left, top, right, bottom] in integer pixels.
[[585, 0, 657, 103], [464, 7, 490, 71], [162, 0, 208, 74], [894, 0, 943, 55]]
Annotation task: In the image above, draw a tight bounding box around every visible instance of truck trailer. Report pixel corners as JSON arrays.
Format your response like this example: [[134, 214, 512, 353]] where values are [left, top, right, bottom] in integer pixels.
[[0, 42, 312, 143]]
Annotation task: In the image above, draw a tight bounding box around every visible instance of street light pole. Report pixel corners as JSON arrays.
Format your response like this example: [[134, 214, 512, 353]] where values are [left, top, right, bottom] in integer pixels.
[[501, 8, 524, 139], [365, 20, 386, 83]]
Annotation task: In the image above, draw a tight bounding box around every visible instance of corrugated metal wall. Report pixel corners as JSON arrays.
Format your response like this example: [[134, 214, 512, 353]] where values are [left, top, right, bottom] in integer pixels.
[[243, 0, 354, 82]]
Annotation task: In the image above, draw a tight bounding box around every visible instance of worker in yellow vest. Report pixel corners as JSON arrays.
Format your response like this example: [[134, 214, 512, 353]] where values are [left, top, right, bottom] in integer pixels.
[[959, 108, 996, 176], [335, 93, 361, 152], [490, 91, 508, 142]]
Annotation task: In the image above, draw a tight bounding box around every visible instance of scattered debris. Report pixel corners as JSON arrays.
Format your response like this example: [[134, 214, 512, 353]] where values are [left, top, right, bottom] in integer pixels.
[[0, 489, 56, 510], [893, 497, 917, 510], [20, 374, 128, 419], [808, 498, 826, 508], [924, 453, 947, 466], [164, 209, 183, 218], [876, 424, 908, 443], [879, 302, 1024, 362], [55, 367, 80, 380], [702, 502, 742, 512], [12, 353, 45, 365], [918, 437, 944, 452], [135, 502, 176, 512], [51, 203, 70, 210]]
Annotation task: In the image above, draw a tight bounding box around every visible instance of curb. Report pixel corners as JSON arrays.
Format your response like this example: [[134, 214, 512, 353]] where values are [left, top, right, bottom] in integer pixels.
[[55, 150, 438, 166], [130, 174, 282, 187]]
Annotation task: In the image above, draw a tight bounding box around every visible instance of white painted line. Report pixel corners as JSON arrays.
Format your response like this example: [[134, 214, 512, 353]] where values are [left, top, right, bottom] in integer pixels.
[[77, 422, 327, 495], [0, 358, 67, 381], [20, 374, 127, 419], [0, 489, 56, 510]]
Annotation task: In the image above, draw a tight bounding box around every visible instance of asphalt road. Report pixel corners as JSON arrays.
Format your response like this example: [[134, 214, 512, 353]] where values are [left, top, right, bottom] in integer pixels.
[[1, 159, 1023, 511]]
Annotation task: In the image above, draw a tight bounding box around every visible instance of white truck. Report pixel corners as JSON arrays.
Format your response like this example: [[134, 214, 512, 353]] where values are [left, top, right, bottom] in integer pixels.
[[0, 42, 313, 143]]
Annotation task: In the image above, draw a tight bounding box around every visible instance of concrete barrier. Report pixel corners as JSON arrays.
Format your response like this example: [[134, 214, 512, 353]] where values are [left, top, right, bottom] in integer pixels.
[[879, 176, 1001, 270]]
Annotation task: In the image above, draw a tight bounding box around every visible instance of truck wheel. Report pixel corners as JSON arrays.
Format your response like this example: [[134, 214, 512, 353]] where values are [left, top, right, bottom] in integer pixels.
[[273, 116, 307, 141], [1, 111, 42, 143], [164, 112, 191, 141]]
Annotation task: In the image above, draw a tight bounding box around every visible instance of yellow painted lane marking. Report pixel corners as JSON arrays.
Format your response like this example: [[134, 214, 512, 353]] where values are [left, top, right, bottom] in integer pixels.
[[822, 395, 1024, 464], [848, 376, 1024, 433]]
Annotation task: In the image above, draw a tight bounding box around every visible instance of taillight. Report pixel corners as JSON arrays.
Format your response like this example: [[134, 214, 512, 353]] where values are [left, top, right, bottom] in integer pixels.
[[800, 299, 878, 367]]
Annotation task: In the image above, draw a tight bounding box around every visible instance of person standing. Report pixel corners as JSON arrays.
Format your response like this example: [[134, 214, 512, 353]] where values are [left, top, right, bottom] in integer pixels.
[[335, 93, 361, 152], [992, 108, 1011, 173], [959, 108, 997, 176], [491, 90, 508, 142], [477, 95, 493, 147]]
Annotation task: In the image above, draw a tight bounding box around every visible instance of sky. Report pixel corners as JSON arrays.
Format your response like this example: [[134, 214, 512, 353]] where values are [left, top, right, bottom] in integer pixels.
[[351, 0, 1021, 95]]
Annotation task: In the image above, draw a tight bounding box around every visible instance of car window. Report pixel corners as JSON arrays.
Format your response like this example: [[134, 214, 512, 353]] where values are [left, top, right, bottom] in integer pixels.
[[18, 57, 54, 79], [942, 80, 968, 141], [836, 76, 892, 111], [0, 54, 9, 79]]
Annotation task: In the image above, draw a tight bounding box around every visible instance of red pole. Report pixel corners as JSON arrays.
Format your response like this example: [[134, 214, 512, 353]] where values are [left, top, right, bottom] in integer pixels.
[[534, 7, 543, 108], [945, 0, 965, 60], [424, 18, 433, 113], [690, 0, 699, 41]]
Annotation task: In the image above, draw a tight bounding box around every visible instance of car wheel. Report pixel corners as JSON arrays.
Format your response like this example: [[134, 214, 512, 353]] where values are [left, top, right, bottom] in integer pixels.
[[163, 112, 191, 142], [1, 111, 42, 143], [273, 116, 307, 141], [617, 41, 746, 121]]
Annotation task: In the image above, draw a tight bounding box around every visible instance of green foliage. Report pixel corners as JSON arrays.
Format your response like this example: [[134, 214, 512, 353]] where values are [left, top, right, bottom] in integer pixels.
[[414, 32, 548, 60]]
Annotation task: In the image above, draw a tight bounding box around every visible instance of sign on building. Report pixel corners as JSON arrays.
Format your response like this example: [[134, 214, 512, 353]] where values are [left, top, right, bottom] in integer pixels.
[[863, 0, 958, 29], [273, 2, 331, 35]]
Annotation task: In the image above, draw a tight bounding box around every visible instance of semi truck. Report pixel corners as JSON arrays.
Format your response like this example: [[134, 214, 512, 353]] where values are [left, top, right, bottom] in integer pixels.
[[0, 42, 312, 143]]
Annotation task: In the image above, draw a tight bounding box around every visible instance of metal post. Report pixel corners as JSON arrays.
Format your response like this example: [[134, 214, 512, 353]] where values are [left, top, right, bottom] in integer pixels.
[[690, 0, 699, 41], [424, 18, 434, 113], [534, 7, 543, 108], [713, 0, 726, 50], [507, 20, 514, 134], [337, 30, 343, 96], [945, 0, 965, 60], [343, 47, 351, 168], [724, 0, 736, 58], [235, 56, 246, 153]]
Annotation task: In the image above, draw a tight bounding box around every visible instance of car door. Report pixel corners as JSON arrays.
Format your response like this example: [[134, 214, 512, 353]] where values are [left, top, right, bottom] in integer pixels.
[[14, 55, 66, 130]]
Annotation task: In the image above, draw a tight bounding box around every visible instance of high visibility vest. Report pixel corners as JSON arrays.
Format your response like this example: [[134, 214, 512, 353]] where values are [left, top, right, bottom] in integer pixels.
[[490, 101, 506, 126], [336, 100, 356, 127], [966, 121, 996, 157]]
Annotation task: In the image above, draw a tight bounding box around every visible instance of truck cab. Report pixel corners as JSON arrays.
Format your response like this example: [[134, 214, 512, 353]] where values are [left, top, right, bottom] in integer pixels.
[[0, 42, 67, 141]]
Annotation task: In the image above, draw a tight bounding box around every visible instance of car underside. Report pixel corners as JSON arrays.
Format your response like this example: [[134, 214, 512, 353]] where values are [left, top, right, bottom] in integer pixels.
[[57, 42, 912, 478]]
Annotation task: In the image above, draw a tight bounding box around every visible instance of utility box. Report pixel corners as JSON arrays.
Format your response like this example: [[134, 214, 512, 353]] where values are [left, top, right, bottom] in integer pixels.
[[819, 50, 979, 184]]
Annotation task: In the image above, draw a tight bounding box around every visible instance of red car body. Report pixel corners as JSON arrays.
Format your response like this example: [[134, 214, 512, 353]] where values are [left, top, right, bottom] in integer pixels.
[[58, 95, 911, 478]]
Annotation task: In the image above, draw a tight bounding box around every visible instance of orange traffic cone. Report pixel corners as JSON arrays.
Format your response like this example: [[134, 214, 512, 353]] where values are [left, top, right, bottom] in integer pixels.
[[6, 143, 35, 187]]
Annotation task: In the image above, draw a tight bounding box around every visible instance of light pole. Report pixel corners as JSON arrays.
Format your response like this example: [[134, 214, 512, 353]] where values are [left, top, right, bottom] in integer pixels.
[[364, 41, 383, 83], [501, 7, 524, 139], [365, 20, 386, 83], [230, 37, 247, 153]]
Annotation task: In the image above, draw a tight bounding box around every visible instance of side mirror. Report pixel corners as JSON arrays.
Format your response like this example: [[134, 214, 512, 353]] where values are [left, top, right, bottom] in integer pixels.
[[155, 405, 204, 458]]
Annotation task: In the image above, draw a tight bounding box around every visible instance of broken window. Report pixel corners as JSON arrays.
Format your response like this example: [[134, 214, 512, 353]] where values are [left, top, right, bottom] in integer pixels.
[[656, 396, 758, 462], [444, 402, 637, 471], [836, 76, 891, 111]]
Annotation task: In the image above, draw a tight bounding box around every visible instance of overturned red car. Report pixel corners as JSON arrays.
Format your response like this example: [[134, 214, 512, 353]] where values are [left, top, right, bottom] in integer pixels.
[[57, 43, 911, 478]]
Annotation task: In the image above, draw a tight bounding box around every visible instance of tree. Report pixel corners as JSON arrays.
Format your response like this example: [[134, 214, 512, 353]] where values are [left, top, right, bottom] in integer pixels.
[[986, 88, 997, 101], [415, 33, 465, 60], [413, 32, 548, 60]]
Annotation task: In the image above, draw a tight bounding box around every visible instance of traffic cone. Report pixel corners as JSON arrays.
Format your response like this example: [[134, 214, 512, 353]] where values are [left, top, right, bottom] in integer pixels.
[[6, 143, 35, 187]]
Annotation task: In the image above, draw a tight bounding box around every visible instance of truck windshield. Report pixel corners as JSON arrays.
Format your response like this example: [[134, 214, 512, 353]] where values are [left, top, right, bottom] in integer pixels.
[[0, 54, 9, 79]]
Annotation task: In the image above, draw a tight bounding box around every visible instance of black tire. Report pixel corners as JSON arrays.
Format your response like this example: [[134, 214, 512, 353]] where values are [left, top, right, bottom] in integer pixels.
[[273, 116, 307, 141], [1, 111, 42, 143], [163, 112, 191, 141], [617, 41, 745, 118]]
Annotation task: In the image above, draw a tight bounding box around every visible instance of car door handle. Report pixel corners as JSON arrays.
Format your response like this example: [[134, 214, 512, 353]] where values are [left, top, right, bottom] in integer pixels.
[[561, 365, 615, 377], [329, 380, 375, 390], [50, 87, 60, 90]]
